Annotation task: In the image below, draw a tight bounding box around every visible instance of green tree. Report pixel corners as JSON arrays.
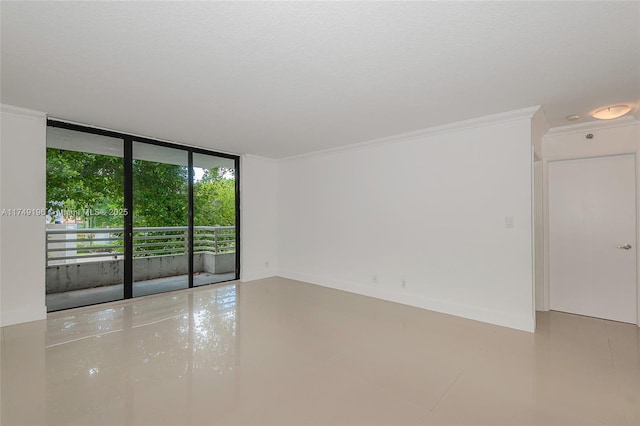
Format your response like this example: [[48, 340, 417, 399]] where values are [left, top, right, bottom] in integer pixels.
[[47, 149, 236, 228], [46, 148, 123, 227], [194, 167, 236, 226], [132, 161, 189, 227]]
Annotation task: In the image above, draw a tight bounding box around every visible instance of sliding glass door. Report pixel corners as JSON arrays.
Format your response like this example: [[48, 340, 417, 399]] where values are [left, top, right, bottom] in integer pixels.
[[45, 121, 240, 312], [193, 153, 237, 286], [132, 142, 190, 297], [45, 127, 125, 311]]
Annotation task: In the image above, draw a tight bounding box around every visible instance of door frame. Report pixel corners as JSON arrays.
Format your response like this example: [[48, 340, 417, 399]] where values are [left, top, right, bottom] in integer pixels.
[[46, 119, 241, 308], [542, 152, 640, 326]]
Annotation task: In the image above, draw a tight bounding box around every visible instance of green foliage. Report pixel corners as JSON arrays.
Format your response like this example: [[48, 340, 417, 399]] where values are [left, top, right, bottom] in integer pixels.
[[194, 168, 236, 226], [132, 161, 189, 227], [46, 149, 236, 228], [46, 148, 124, 227]]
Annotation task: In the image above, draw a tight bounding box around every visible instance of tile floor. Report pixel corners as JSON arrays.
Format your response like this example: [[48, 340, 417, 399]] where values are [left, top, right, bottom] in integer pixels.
[[1, 277, 639, 425]]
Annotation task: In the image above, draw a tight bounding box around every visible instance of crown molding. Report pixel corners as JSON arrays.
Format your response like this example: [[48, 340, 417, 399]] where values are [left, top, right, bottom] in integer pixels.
[[546, 115, 639, 137], [242, 154, 279, 163], [1, 104, 47, 120], [532, 106, 550, 135], [280, 106, 541, 161]]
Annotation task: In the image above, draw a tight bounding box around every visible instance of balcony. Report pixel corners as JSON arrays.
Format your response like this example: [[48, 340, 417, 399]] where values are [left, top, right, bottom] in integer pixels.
[[46, 225, 236, 311]]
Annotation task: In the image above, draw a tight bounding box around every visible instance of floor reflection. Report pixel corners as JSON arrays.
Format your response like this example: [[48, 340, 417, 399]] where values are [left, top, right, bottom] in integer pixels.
[[42, 284, 238, 426], [2, 278, 639, 425]]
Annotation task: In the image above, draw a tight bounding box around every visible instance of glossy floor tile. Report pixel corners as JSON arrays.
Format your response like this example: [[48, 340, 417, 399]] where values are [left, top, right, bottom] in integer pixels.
[[1, 277, 639, 425]]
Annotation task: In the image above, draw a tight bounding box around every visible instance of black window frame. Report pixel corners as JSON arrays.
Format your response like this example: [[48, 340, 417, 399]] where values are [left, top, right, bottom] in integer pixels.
[[46, 119, 241, 307]]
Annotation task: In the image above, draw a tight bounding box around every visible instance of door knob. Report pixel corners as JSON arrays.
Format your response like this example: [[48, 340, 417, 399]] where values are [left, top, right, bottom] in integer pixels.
[[617, 244, 632, 250]]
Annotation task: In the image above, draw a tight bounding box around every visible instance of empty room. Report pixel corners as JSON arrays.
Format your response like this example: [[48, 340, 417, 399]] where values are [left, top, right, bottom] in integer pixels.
[[1, 1, 639, 425]]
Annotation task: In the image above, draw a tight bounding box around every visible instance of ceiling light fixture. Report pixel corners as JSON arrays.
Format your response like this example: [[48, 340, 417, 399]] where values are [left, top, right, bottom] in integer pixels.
[[566, 114, 580, 121], [592, 104, 632, 120]]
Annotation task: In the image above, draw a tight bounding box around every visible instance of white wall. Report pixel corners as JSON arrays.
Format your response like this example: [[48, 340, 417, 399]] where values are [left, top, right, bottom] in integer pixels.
[[277, 109, 538, 331], [531, 108, 549, 159], [544, 119, 640, 158], [541, 117, 640, 325], [0, 105, 47, 326], [534, 160, 544, 311], [531, 108, 548, 311], [240, 155, 278, 282]]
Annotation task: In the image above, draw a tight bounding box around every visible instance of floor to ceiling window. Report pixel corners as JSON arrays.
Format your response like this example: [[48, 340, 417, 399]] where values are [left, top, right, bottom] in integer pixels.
[[192, 153, 237, 287], [45, 127, 126, 310], [132, 142, 190, 298], [45, 121, 240, 312]]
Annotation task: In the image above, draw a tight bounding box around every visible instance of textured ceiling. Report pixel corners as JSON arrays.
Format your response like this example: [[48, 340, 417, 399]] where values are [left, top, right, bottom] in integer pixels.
[[1, 1, 639, 158]]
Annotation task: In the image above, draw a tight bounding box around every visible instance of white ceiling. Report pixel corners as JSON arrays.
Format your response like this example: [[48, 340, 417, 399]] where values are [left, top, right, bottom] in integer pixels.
[[2, 1, 639, 158]]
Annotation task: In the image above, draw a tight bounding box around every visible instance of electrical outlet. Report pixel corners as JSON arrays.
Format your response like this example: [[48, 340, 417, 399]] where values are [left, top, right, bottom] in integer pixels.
[[505, 216, 514, 228], [265, 261, 270, 268], [401, 279, 406, 289], [372, 275, 378, 284]]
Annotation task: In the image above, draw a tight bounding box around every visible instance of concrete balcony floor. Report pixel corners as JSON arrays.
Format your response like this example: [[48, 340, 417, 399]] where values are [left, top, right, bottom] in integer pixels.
[[46, 272, 236, 312]]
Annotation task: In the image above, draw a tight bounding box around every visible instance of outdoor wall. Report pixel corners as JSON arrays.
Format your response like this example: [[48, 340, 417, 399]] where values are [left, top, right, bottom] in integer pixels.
[[45, 252, 236, 293], [240, 155, 278, 282], [541, 117, 640, 325], [0, 105, 47, 326], [213, 252, 235, 274], [277, 108, 538, 332]]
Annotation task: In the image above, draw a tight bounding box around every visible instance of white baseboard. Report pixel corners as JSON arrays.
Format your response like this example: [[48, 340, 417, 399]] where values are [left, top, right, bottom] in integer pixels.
[[1, 306, 47, 327], [279, 270, 535, 333], [240, 270, 276, 283]]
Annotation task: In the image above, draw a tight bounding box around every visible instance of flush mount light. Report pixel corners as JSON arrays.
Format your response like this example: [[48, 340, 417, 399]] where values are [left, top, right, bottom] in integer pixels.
[[592, 104, 632, 120]]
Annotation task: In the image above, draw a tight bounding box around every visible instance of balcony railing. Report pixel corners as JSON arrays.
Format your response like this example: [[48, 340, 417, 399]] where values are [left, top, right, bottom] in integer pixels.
[[46, 226, 235, 266]]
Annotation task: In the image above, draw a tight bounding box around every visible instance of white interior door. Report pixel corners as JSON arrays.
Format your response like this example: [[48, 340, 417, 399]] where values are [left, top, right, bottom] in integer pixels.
[[549, 154, 637, 324]]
